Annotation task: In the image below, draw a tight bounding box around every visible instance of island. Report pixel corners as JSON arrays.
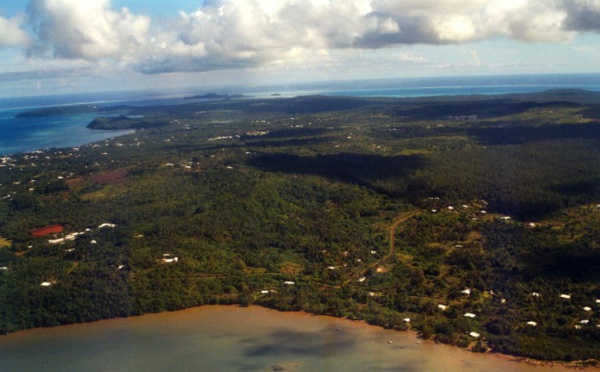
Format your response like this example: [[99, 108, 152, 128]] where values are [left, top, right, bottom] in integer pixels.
[[1, 90, 600, 366], [184, 93, 251, 100]]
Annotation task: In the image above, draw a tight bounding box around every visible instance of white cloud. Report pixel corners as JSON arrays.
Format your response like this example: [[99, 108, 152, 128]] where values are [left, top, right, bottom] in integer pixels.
[[5, 0, 599, 76], [471, 50, 481, 66], [0, 14, 31, 48], [27, 0, 150, 60]]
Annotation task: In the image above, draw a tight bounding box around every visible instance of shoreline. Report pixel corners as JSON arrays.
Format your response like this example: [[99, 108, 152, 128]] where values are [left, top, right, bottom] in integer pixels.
[[2, 304, 597, 370], [260, 306, 600, 370]]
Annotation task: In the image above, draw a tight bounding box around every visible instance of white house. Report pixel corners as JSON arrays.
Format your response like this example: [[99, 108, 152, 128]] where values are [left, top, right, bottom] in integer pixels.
[[559, 294, 571, 300], [469, 332, 480, 338], [284, 281, 295, 285], [526, 321, 537, 327], [464, 313, 476, 318], [40, 282, 52, 287]]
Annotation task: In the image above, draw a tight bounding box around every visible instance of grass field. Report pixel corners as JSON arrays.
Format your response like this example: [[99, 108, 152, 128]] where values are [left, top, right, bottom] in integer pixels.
[[0, 237, 11, 248]]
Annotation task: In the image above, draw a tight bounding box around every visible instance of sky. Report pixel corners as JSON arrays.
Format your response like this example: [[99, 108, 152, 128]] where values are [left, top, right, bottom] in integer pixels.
[[1, 0, 600, 98]]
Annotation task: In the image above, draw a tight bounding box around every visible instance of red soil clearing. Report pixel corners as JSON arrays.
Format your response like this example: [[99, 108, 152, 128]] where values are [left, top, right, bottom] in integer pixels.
[[90, 169, 128, 184], [30, 225, 64, 237]]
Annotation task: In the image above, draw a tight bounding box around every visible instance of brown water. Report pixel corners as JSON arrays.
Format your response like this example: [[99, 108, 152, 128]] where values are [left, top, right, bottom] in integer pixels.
[[0, 306, 583, 371]]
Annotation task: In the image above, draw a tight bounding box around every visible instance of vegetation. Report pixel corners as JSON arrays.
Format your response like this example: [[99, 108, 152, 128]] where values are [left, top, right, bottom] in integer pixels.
[[1, 90, 600, 362]]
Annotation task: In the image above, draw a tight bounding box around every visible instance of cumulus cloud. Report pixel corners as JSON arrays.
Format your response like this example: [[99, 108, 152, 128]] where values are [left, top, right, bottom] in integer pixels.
[[26, 0, 150, 60], [0, 14, 31, 47], [10, 0, 600, 74]]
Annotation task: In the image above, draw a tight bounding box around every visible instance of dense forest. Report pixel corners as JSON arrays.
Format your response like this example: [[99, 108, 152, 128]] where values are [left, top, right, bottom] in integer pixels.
[[1, 90, 600, 364]]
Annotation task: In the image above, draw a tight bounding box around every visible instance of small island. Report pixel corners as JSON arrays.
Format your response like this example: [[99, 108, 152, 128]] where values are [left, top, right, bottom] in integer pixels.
[[184, 93, 251, 100]]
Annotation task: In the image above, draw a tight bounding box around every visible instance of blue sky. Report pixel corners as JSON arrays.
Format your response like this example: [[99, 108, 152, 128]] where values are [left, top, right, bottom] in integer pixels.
[[1, 0, 600, 98]]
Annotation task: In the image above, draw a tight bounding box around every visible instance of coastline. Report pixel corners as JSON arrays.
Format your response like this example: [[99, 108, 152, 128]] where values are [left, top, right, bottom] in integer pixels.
[[250, 305, 600, 370], [0, 304, 596, 371], [2, 87, 600, 367]]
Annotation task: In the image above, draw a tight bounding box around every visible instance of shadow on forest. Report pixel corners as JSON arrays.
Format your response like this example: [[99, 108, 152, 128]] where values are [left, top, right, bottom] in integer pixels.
[[395, 99, 580, 120], [466, 122, 600, 146], [521, 244, 600, 282], [248, 152, 429, 196]]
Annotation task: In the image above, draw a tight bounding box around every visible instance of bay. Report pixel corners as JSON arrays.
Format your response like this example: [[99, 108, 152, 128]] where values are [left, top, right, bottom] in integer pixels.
[[0, 109, 132, 156], [2, 73, 600, 156], [0, 306, 576, 372]]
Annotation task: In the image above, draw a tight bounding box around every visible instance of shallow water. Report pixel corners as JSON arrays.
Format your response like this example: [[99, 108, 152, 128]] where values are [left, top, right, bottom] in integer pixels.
[[0, 306, 577, 372]]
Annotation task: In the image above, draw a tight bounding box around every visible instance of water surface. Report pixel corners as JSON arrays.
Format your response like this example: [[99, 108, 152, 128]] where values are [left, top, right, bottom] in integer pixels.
[[0, 306, 575, 372]]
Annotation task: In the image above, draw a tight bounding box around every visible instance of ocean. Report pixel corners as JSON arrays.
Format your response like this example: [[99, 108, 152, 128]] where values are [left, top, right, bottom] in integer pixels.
[[2, 73, 600, 156]]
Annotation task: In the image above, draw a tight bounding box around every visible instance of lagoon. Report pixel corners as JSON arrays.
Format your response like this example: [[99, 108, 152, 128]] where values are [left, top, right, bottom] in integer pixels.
[[0, 306, 575, 372]]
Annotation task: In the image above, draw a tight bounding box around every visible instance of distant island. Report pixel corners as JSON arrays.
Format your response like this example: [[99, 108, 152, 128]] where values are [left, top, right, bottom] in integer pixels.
[[184, 93, 251, 100], [1, 90, 600, 366], [15, 105, 130, 118]]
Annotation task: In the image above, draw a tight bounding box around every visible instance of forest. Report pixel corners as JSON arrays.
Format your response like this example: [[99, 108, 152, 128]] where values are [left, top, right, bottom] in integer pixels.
[[1, 89, 600, 364]]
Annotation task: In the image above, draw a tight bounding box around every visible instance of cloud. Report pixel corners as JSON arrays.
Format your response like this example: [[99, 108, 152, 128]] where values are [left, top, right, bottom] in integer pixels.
[[137, 0, 600, 74], [471, 50, 480, 66], [0, 14, 31, 47], [27, 0, 150, 60], [10, 0, 600, 75]]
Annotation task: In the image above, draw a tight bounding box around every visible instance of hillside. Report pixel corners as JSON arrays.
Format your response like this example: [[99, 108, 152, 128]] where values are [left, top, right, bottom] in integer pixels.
[[1, 91, 600, 363]]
